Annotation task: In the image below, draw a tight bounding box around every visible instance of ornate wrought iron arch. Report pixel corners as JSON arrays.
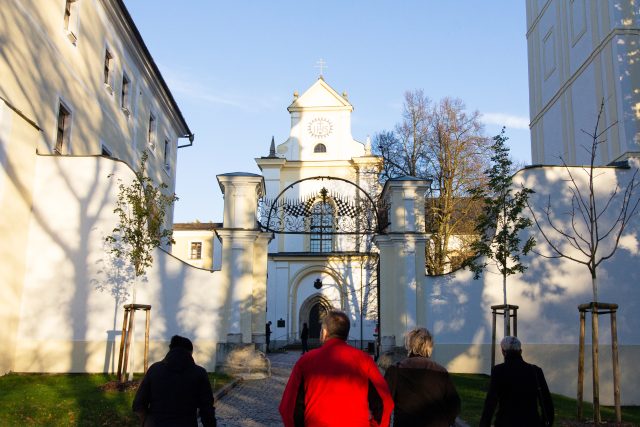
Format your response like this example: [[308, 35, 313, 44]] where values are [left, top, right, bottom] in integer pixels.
[[257, 176, 388, 235]]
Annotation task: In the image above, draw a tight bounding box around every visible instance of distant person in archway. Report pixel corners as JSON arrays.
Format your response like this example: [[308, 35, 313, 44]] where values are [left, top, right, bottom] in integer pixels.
[[280, 310, 393, 426], [384, 327, 460, 427], [301, 322, 309, 354], [480, 336, 554, 427], [265, 321, 272, 353]]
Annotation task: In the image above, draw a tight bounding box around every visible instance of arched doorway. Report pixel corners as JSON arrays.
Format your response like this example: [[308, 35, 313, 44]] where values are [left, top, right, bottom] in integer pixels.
[[308, 302, 327, 338], [299, 294, 333, 342]]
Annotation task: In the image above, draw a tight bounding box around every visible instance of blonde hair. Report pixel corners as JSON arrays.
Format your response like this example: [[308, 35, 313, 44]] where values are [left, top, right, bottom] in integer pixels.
[[405, 328, 434, 357]]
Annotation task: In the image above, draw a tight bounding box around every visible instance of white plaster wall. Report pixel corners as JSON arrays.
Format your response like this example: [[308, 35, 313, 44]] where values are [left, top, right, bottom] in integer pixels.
[[15, 155, 225, 373], [423, 164, 640, 404], [527, 0, 640, 165]]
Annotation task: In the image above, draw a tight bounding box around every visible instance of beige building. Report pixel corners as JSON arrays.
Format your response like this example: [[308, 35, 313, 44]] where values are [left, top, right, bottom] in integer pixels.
[[526, 0, 640, 165], [172, 222, 221, 271], [0, 0, 191, 374]]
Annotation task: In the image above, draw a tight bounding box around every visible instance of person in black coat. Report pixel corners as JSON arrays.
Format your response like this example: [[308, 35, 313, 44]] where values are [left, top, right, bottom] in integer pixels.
[[301, 322, 309, 354], [384, 328, 460, 427], [132, 335, 216, 427], [480, 336, 554, 427]]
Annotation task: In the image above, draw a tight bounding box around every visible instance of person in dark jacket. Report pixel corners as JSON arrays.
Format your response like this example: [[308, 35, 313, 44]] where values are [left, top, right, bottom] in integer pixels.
[[132, 335, 216, 427], [300, 322, 309, 354], [480, 336, 554, 427], [384, 327, 460, 427]]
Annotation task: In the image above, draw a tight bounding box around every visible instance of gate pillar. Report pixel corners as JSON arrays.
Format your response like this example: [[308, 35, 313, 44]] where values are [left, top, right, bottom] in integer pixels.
[[374, 176, 430, 352], [216, 173, 272, 345]]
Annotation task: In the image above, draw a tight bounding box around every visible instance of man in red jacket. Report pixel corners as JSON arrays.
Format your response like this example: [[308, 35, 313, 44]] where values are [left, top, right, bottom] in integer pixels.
[[279, 310, 393, 427]]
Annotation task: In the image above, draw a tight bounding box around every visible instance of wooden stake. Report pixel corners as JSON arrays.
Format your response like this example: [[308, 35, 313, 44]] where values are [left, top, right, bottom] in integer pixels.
[[577, 310, 585, 419], [491, 309, 497, 369], [144, 308, 151, 373], [117, 307, 129, 383], [122, 307, 135, 383], [611, 310, 621, 423], [592, 308, 601, 423]]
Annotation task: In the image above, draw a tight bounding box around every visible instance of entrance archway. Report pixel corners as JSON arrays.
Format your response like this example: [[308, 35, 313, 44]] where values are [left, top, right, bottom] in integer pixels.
[[299, 294, 333, 341]]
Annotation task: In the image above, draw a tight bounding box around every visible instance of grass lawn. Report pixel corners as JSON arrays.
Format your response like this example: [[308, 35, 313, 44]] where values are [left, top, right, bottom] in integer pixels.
[[451, 373, 640, 426], [1, 372, 638, 426], [0, 372, 231, 426]]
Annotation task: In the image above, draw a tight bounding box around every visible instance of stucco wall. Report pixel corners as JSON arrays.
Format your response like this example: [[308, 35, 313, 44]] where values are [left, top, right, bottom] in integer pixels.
[[14, 155, 225, 373], [423, 164, 640, 404]]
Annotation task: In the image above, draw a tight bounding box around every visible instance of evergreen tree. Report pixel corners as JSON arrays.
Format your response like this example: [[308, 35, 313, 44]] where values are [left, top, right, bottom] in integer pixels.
[[466, 129, 535, 335]]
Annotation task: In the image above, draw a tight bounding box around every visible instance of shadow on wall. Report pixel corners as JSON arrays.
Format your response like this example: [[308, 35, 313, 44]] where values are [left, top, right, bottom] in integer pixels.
[[422, 165, 640, 404]]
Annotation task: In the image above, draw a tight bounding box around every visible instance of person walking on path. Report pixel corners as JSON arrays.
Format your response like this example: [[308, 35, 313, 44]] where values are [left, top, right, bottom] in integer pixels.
[[300, 322, 309, 354], [279, 310, 394, 427], [132, 335, 216, 427], [480, 336, 554, 427], [384, 327, 460, 427], [265, 321, 272, 353]]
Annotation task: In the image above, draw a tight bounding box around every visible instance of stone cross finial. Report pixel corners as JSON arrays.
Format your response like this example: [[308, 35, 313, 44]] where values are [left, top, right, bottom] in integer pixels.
[[315, 59, 327, 77]]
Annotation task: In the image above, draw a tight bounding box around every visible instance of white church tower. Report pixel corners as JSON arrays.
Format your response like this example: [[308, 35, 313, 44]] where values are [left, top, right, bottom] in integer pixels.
[[256, 77, 384, 348]]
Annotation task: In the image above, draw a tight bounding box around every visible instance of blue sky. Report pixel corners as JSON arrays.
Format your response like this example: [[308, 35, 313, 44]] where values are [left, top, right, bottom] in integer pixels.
[[124, 1, 532, 223]]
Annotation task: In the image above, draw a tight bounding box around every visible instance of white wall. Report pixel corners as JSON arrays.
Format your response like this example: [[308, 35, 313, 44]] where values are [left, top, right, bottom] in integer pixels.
[[423, 164, 640, 405], [15, 155, 226, 373]]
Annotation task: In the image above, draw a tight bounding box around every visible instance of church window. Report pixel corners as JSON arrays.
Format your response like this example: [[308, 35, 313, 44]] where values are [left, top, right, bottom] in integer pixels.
[[310, 201, 333, 252], [190, 242, 202, 259], [314, 143, 327, 153], [55, 102, 71, 154]]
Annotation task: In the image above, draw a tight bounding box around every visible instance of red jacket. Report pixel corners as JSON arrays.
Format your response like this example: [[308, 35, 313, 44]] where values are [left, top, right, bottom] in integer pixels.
[[279, 338, 393, 427]]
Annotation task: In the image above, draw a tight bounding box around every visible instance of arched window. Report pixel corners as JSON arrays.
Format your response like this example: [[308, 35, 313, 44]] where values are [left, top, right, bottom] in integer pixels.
[[314, 143, 327, 153], [310, 201, 333, 252]]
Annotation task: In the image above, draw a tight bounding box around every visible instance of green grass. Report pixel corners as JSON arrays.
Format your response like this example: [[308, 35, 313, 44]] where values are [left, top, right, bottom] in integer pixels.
[[0, 372, 231, 426], [451, 373, 640, 426], [1, 372, 637, 426]]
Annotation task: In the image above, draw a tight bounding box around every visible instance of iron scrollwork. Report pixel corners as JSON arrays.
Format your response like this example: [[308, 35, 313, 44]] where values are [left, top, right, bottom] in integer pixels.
[[257, 176, 389, 235]]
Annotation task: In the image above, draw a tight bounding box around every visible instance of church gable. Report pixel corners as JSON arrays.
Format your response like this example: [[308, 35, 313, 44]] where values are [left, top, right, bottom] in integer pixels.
[[288, 77, 353, 112]]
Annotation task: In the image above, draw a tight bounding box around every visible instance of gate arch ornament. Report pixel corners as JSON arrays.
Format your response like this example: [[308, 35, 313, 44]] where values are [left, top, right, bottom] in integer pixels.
[[257, 176, 389, 235]]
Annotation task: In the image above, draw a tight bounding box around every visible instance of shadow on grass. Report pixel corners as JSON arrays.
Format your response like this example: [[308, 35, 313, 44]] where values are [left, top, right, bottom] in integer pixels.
[[0, 372, 231, 426]]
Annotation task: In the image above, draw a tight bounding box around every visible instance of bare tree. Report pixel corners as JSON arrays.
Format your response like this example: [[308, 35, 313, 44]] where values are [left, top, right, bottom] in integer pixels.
[[526, 99, 640, 423], [374, 92, 491, 274], [375, 90, 431, 181], [526, 100, 640, 303]]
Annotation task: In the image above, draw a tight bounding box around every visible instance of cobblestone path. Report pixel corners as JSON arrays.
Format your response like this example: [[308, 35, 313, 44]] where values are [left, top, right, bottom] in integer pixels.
[[215, 351, 298, 427], [215, 350, 469, 427]]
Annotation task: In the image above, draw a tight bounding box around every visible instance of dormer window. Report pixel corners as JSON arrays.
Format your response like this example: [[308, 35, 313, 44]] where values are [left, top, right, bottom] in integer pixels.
[[314, 143, 327, 153]]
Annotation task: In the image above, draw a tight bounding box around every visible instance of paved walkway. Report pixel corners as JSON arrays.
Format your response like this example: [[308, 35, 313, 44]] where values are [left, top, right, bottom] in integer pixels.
[[215, 350, 469, 427], [215, 351, 298, 427]]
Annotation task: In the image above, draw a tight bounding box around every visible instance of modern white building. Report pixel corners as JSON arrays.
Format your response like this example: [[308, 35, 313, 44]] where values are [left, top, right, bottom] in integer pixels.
[[526, 0, 640, 165]]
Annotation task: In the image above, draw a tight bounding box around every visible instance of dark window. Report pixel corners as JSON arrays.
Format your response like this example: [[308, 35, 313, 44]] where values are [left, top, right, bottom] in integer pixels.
[[55, 103, 71, 154], [314, 143, 327, 153], [121, 73, 130, 112], [103, 50, 113, 86], [310, 201, 333, 252], [148, 113, 155, 147], [190, 242, 202, 259], [163, 139, 169, 164]]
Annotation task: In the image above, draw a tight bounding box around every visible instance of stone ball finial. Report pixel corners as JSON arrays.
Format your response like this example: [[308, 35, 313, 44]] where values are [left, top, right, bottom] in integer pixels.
[[293, 90, 299, 100], [342, 91, 348, 99]]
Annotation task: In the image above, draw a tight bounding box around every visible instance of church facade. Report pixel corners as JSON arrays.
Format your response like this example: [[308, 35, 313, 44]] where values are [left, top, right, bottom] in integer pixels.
[[256, 78, 384, 348]]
